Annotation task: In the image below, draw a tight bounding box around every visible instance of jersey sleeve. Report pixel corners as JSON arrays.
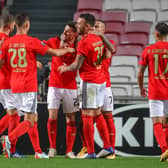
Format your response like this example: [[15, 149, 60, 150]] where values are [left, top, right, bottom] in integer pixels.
[[43, 37, 60, 49], [77, 40, 88, 58], [139, 47, 148, 66], [0, 43, 7, 60], [32, 38, 50, 56]]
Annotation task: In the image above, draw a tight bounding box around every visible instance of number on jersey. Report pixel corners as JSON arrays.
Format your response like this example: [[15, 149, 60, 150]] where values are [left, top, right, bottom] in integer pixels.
[[9, 48, 27, 68]]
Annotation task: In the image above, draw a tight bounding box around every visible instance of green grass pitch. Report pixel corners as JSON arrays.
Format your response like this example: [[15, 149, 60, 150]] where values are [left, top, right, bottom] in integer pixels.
[[0, 156, 167, 168]]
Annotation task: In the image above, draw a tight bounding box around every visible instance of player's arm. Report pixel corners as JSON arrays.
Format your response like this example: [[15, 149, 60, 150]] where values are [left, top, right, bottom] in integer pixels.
[[137, 64, 147, 97], [46, 47, 75, 57], [58, 54, 85, 74], [98, 33, 115, 53], [36, 61, 43, 70]]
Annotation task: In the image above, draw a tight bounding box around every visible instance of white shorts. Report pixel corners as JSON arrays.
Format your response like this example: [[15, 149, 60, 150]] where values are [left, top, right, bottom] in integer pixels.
[[0, 89, 17, 110], [102, 87, 114, 112], [149, 100, 168, 117], [79, 80, 106, 109], [13, 92, 37, 114], [47, 87, 78, 113]]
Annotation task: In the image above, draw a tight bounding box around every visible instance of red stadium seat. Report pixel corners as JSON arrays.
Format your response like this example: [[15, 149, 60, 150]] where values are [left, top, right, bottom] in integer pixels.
[[124, 22, 152, 35], [73, 11, 101, 21], [115, 45, 143, 57], [105, 22, 124, 35], [105, 33, 120, 46], [101, 11, 127, 25], [0, 0, 4, 9], [77, 0, 103, 13], [120, 33, 148, 47]]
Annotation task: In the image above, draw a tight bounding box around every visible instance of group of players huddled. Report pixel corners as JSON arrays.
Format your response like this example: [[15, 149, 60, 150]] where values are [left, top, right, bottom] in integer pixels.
[[0, 12, 168, 162], [0, 13, 116, 159]]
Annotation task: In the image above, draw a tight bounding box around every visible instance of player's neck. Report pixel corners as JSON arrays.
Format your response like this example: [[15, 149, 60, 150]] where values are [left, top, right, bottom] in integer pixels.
[[157, 37, 167, 42], [16, 29, 27, 35]]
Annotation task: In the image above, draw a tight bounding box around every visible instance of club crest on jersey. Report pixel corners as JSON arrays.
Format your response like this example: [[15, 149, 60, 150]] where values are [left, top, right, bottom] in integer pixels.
[[41, 42, 46, 46]]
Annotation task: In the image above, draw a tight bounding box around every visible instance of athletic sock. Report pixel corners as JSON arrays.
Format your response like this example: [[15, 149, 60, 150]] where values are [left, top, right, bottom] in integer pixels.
[[153, 122, 168, 153], [8, 113, 20, 154], [94, 114, 111, 149], [0, 113, 9, 135], [9, 120, 31, 143], [163, 124, 168, 143], [79, 112, 87, 148], [103, 113, 116, 150], [66, 121, 76, 153], [47, 119, 57, 149], [28, 122, 42, 153], [82, 115, 95, 154]]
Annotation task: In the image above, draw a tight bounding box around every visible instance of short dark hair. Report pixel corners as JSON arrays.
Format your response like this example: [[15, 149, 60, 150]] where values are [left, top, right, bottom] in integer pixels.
[[0, 14, 14, 28], [15, 14, 30, 27], [155, 22, 168, 36], [67, 21, 77, 32], [96, 19, 106, 27], [79, 13, 95, 27]]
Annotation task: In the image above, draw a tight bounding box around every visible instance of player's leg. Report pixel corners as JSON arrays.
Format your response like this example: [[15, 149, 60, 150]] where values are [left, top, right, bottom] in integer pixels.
[[149, 100, 168, 161], [47, 87, 60, 157], [63, 89, 78, 159], [102, 87, 116, 159], [77, 110, 87, 158]]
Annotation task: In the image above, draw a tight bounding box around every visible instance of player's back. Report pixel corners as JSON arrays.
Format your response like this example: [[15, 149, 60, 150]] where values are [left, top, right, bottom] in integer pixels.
[[2, 34, 48, 93], [141, 41, 168, 99], [77, 33, 106, 84]]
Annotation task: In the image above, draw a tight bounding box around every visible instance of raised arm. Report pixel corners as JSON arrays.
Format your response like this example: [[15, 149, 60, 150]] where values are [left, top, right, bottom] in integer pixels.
[[46, 47, 75, 57], [58, 54, 85, 74]]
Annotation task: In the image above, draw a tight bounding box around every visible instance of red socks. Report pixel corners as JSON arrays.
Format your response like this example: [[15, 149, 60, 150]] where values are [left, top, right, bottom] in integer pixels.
[[28, 122, 42, 153], [163, 124, 168, 143], [66, 121, 76, 153], [79, 116, 87, 148], [0, 113, 9, 135], [8, 113, 20, 154], [103, 113, 116, 150], [82, 115, 95, 154], [153, 122, 168, 153], [94, 114, 111, 149], [9, 120, 31, 143], [47, 119, 57, 149]]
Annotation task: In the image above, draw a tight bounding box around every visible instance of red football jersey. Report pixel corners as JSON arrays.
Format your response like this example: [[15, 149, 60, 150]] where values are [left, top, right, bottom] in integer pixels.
[[44, 37, 77, 89], [0, 34, 49, 93], [139, 41, 168, 99], [102, 40, 116, 87], [77, 34, 106, 84], [0, 32, 10, 89]]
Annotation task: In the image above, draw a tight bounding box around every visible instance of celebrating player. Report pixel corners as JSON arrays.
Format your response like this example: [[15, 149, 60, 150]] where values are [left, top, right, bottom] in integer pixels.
[[138, 22, 168, 162], [58, 13, 114, 158], [44, 21, 78, 158], [0, 13, 75, 158]]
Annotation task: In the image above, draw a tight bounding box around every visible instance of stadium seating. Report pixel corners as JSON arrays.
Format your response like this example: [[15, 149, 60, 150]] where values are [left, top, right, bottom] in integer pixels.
[[115, 45, 143, 57], [77, 0, 103, 13], [158, 11, 168, 23], [101, 11, 128, 25], [105, 22, 124, 35], [129, 11, 157, 23], [120, 33, 148, 47], [103, 0, 132, 12], [124, 22, 152, 35], [132, 0, 159, 12], [160, 0, 168, 11]]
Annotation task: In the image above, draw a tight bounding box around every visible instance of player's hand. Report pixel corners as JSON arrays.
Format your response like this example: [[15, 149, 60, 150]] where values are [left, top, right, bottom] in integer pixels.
[[58, 64, 68, 74], [36, 61, 43, 70], [66, 47, 75, 54], [140, 87, 148, 97]]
